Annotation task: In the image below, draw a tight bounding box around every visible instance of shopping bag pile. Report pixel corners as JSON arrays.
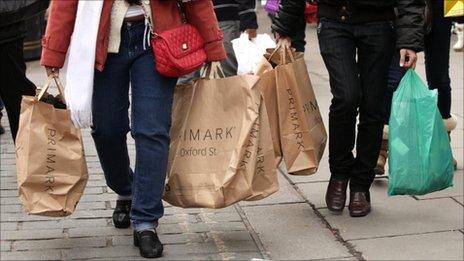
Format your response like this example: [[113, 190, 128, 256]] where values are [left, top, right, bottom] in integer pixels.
[[164, 63, 278, 208], [259, 46, 327, 175], [388, 69, 454, 196], [15, 75, 88, 216]]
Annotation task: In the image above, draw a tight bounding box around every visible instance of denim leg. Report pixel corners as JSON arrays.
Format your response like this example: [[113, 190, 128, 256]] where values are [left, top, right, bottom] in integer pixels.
[[91, 52, 133, 197], [384, 53, 407, 125], [317, 19, 359, 181], [352, 21, 395, 192], [129, 49, 176, 231], [425, 0, 452, 119]]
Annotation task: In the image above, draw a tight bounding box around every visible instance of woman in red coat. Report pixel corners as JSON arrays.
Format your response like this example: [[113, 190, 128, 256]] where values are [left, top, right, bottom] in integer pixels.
[[41, 0, 226, 258]]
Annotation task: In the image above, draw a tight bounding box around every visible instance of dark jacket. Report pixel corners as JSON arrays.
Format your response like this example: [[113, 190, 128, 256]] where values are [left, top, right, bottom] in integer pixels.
[[272, 0, 426, 52], [213, 0, 258, 31], [0, 0, 50, 43]]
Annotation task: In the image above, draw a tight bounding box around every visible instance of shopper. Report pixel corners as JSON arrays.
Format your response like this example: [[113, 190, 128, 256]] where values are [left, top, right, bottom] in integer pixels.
[[41, 0, 226, 258], [272, 0, 425, 217], [377, 0, 461, 174], [0, 0, 49, 141]]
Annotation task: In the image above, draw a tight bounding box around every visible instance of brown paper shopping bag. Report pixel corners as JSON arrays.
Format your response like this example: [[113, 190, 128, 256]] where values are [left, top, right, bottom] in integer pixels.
[[245, 94, 278, 201], [254, 58, 282, 167], [274, 46, 327, 175], [165, 63, 277, 208], [15, 75, 88, 216]]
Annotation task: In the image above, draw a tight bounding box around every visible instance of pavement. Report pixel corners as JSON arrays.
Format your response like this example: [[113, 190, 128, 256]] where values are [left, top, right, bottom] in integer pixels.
[[1, 8, 463, 261]]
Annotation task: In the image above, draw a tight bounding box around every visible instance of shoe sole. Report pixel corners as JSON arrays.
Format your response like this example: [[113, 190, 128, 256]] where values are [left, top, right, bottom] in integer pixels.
[[349, 209, 371, 217], [327, 206, 344, 215]]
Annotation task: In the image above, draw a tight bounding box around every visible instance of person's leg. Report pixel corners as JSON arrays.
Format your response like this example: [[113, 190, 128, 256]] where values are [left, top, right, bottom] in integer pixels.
[[129, 26, 177, 233], [425, 0, 452, 120], [218, 20, 240, 77], [318, 19, 359, 212], [0, 38, 36, 141], [354, 21, 395, 193], [425, 1, 457, 168], [318, 19, 359, 181], [91, 24, 133, 229], [375, 53, 407, 175]]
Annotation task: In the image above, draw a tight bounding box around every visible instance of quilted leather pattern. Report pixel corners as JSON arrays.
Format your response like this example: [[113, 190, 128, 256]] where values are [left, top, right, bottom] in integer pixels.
[[152, 24, 207, 78]]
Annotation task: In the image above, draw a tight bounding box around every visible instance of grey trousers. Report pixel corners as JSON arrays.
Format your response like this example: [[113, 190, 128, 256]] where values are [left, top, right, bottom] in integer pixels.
[[178, 20, 240, 84]]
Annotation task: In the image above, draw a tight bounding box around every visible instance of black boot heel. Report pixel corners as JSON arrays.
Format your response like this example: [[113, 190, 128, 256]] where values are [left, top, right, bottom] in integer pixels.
[[133, 230, 163, 258], [113, 200, 131, 229]]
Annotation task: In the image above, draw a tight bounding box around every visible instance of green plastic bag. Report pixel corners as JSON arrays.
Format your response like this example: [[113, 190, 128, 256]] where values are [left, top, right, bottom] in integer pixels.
[[388, 69, 454, 196]]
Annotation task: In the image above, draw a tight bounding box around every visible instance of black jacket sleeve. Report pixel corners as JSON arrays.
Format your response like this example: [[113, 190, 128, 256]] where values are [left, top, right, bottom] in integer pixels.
[[271, 0, 306, 37], [0, 0, 50, 27], [237, 0, 258, 31], [395, 0, 426, 52]]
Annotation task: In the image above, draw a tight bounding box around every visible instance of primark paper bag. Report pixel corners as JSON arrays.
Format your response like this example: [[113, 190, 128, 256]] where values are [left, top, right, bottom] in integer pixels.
[[15, 76, 88, 216]]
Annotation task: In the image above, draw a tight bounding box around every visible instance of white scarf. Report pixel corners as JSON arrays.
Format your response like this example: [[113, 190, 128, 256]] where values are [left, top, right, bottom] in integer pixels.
[[65, 0, 103, 128]]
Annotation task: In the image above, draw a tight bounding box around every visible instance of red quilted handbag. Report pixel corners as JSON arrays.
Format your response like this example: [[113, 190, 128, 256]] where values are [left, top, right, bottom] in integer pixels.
[[143, 1, 207, 78], [152, 24, 207, 78]]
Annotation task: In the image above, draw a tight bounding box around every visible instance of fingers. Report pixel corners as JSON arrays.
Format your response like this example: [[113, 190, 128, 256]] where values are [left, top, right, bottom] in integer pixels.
[[278, 37, 292, 47], [399, 49, 407, 67], [399, 49, 417, 69], [45, 67, 59, 77]]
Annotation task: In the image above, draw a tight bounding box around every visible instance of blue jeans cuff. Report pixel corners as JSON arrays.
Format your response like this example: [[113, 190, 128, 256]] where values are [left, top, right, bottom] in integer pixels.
[[133, 221, 158, 232]]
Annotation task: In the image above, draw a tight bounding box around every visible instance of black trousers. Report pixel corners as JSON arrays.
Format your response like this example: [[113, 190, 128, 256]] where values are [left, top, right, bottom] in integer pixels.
[[0, 38, 36, 141], [317, 18, 395, 192], [425, 0, 452, 119]]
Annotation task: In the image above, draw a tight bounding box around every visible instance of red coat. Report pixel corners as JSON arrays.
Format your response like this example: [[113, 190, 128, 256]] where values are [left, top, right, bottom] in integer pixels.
[[41, 0, 226, 71]]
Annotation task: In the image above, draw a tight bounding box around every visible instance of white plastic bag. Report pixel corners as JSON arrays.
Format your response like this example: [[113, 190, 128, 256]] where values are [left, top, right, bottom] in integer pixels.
[[232, 33, 276, 75]]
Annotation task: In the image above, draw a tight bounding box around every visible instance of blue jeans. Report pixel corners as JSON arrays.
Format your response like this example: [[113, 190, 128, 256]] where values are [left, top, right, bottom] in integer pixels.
[[318, 18, 395, 192], [91, 22, 176, 231]]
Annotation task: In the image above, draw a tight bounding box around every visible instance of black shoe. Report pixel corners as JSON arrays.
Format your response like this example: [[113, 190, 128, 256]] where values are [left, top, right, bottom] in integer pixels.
[[113, 200, 131, 229], [134, 230, 163, 258]]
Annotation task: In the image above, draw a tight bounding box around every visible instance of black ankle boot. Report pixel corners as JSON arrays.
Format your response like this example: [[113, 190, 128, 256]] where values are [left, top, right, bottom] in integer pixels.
[[133, 230, 163, 258], [112, 200, 131, 229]]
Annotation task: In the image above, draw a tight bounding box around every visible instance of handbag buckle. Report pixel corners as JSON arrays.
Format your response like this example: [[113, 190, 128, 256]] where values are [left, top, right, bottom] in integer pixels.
[[181, 43, 188, 51]]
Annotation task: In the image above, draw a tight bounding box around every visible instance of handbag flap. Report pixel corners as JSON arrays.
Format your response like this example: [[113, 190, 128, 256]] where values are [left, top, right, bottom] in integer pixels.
[[155, 24, 205, 59]]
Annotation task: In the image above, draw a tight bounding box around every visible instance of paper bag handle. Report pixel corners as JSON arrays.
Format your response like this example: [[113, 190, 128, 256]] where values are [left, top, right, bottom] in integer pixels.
[[37, 74, 66, 103], [267, 44, 296, 65], [201, 62, 226, 79]]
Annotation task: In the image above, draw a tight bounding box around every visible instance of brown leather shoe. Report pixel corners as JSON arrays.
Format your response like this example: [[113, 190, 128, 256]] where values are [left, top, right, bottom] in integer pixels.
[[349, 191, 371, 217], [325, 180, 348, 213], [374, 139, 388, 175]]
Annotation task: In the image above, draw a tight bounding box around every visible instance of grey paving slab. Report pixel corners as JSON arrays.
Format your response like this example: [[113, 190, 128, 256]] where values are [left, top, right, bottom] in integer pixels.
[[0, 249, 62, 260], [351, 231, 464, 261], [320, 180, 464, 240], [242, 204, 351, 260], [454, 196, 464, 205], [14, 237, 107, 251], [240, 171, 304, 206], [297, 181, 329, 209]]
